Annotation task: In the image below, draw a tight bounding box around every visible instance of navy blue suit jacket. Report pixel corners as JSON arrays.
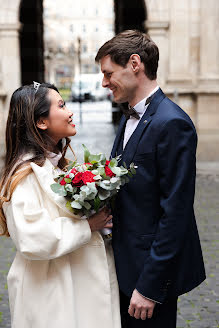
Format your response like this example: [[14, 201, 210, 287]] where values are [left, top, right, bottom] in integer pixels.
[[111, 88, 206, 304]]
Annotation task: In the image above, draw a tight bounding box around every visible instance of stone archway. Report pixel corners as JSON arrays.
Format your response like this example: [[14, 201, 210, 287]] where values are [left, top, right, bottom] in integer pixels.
[[0, 0, 21, 162], [114, 0, 147, 34], [19, 0, 44, 84], [0, 0, 44, 164]]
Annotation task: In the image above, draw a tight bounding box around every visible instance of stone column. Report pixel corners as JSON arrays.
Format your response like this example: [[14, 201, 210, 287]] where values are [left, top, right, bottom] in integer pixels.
[[0, 23, 21, 159], [196, 0, 219, 160], [145, 0, 170, 87]]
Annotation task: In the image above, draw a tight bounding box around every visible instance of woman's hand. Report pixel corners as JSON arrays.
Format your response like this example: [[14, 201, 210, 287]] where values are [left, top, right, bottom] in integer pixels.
[[87, 207, 113, 232]]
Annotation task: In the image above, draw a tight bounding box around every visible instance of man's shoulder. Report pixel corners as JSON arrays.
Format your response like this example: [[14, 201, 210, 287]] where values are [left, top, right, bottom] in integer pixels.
[[154, 95, 195, 128]]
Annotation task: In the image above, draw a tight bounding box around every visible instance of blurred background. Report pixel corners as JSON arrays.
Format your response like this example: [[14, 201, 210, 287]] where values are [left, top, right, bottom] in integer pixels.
[[0, 0, 219, 164]]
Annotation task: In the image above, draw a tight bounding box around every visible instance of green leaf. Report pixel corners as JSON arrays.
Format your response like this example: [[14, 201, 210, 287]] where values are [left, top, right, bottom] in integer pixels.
[[98, 188, 111, 200], [130, 167, 136, 175], [71, 201, 82, 209], [109, 158, 118, 168], [83, 201, 92, 210], [66, 201, 74, 212], [64, 178, 72, 183], [82, 144, 90, 163], [89, 154, 102, 163], [50, 183, 67, 196], [94, 195, 101, 212]]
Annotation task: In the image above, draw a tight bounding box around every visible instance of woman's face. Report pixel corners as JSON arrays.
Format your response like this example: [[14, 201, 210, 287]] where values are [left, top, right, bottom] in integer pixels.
[[39, 89, 76, 144]]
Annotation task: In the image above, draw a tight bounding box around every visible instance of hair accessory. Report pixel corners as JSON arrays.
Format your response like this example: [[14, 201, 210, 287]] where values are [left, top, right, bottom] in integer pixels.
[[33, 81, 41, 92]]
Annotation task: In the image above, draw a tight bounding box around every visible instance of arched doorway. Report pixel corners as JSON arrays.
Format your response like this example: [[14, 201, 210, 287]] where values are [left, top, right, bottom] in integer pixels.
[[114, 0, 147, 33], [19, 0, 44, 84]]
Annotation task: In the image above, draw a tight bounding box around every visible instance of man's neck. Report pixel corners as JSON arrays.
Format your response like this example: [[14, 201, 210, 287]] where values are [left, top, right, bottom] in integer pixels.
[[129, 80, 158, 108]]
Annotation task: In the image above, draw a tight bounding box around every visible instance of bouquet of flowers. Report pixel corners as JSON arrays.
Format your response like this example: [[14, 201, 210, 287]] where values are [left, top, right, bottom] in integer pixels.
[[51, 145, 136, 236]]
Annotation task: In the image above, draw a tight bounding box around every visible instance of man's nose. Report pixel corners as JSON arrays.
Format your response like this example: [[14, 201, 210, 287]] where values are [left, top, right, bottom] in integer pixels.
[[102, 77, 109, 88]]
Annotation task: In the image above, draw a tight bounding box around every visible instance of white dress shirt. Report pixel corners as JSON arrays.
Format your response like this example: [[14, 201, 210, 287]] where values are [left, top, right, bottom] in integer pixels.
[[123, 86, 159, 149]]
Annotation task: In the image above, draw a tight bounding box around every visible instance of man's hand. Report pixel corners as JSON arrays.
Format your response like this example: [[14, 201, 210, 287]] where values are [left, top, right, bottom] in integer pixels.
[[128, 289, 155, 320]]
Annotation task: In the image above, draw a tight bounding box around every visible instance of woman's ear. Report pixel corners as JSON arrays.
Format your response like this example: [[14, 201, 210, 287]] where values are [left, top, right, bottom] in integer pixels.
[[36, 118, 48, 130]]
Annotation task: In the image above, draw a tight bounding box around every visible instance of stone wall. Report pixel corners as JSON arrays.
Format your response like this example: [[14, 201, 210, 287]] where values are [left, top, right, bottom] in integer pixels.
[[146, 0, 219, 160], [0, 1, 21, 161]]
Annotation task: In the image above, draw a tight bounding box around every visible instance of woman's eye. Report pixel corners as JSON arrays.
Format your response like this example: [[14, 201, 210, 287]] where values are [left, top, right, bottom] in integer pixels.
[[59, 101, 66, 108]]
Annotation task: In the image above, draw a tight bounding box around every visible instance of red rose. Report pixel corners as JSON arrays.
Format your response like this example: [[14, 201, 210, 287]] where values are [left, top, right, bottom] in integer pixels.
[[105, 166, 115, 177], [70, 168, 77, 174], [72, 172, 84, 187], [105, 160, 115, 177], [81, 171, 96, 184], [84, 163, 92, 166], [60, 178, 66, 185]]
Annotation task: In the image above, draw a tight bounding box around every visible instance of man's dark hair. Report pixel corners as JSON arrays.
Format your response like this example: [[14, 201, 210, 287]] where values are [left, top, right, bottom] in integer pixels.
[[95, 30, 159, 80]]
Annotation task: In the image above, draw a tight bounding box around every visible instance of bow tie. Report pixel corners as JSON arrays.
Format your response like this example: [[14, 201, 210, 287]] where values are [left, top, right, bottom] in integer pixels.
[[123, 95, 153, 120]]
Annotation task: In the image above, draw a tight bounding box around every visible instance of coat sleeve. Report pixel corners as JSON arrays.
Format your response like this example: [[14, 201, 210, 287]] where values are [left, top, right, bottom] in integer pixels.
[[135, 117, 197, 303], [3, 173, 92, 260]]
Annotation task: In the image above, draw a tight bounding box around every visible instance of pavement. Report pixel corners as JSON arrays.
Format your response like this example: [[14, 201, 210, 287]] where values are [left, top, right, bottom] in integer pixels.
[[0, 100, 219, 327]]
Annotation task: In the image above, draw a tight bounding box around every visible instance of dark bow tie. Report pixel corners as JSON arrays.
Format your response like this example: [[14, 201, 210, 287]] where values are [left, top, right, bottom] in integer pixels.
[[122, 95, 153, 120]]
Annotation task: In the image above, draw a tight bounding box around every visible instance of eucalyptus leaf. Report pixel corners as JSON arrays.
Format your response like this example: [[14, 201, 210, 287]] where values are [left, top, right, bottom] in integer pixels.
[[82, 144, 90, 163], [98, 188, 111, 200], [83, 201, 92, 210], [71, 201, 82, 209], [89, 154, 102, 163], [130, 167, 136, 175], [109, 158, 118, 168], [65, 184, 73, 193], [50, 183, 67, 196], [110, 167, 122, 176], [94, 196, 101, 212]]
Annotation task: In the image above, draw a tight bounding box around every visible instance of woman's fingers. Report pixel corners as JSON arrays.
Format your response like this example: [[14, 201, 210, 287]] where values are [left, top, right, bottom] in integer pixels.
[[104, 215, 113, 228]]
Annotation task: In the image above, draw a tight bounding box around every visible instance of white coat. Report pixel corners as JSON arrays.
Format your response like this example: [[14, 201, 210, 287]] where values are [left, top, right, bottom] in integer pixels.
[[3, 159, 121, 328]]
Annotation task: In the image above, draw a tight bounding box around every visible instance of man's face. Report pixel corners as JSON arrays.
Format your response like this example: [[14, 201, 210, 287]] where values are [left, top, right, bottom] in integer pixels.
[[100, 55, 137, 104]]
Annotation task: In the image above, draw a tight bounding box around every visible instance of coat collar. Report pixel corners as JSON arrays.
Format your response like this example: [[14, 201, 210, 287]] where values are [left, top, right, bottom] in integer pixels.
[[111, 115, 127, 159], [112, 88, 166, 166], [30, 159, 80, 219]]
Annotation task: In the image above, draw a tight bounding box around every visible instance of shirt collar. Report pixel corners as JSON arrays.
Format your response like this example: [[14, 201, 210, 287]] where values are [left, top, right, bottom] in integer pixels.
[[133, 86, 160, 115]]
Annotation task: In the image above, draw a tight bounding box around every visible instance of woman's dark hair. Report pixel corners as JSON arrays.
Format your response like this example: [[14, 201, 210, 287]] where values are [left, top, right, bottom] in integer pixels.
[[0, 82, 71, 236], [95, 29, 159, 80]]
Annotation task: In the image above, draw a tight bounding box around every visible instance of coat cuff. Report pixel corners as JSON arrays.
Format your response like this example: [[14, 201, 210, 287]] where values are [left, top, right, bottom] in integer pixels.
[[135, 289, 162, 304]]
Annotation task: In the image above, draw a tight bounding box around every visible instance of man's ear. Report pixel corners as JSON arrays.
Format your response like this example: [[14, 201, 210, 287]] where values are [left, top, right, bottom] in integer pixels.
[[36, 117, 48, 130], [130, 54, 141, 73]]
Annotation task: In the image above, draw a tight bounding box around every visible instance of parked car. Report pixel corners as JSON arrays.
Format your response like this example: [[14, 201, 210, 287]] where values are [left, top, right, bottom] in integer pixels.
[[71, 74, 107, 101]]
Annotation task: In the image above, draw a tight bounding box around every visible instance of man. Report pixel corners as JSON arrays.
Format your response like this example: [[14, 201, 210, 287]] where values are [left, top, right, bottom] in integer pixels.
[[95, 30, 206, 328]]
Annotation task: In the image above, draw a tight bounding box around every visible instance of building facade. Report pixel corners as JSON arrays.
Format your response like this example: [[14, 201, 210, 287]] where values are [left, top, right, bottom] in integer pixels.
[[0, 0, 219, 161]]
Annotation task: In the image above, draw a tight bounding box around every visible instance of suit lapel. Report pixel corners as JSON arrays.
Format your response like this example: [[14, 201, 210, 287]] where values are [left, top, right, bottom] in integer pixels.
[[31, 159, 80, 218], [111, 115, 127, 158], [121, 88, 166, 166]]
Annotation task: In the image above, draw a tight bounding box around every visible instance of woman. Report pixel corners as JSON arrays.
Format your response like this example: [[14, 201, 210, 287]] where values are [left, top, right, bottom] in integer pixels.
[[0, 83, 121, 328]]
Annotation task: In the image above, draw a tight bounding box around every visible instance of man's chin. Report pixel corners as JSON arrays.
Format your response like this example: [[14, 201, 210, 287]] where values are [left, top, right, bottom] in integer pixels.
[[113, 96, 126, 104]]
